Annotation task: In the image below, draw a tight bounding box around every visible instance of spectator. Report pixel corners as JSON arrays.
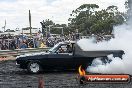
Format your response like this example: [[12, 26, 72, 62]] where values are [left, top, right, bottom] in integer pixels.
[[20, 42, 27, 49], [40, 41, 46, 48]]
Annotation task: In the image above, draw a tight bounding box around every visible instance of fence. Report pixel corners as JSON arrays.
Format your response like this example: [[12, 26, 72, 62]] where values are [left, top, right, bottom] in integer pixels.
[[0, 47, 50, 57]]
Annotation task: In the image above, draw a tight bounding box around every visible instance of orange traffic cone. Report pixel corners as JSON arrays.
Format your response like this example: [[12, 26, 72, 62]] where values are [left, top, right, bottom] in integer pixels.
[[38, 75, 44, 88]]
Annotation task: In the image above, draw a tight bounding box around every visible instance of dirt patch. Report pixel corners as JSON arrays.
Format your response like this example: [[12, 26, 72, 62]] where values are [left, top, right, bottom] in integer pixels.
[[0, 60, 131, 88], [0, 56, 16, 61]]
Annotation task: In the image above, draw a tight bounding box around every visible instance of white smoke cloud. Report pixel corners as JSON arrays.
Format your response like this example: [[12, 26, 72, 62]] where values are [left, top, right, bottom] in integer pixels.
[[77, 0, 132, 75], [77, 23, 132, 75]]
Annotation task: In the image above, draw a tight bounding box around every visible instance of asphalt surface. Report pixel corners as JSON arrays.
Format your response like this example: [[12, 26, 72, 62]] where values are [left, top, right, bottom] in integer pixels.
[[0, 60, 131, 88]]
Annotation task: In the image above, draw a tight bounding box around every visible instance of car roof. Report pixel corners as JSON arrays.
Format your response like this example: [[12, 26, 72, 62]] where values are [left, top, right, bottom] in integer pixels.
[[64, 41, 76, 44]]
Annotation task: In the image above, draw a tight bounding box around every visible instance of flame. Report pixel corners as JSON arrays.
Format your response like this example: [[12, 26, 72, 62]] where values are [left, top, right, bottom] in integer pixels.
[[78, 65, 86, 76]]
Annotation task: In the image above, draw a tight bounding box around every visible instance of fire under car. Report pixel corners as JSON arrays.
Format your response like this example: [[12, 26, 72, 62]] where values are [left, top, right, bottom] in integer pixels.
[[16, 41, 124, 73]]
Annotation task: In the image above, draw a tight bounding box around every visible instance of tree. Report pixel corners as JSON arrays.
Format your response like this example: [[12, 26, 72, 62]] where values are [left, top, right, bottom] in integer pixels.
[[40, 19, 69, 35], [69, 4, 99, 35], [68, 4, 125, 36]]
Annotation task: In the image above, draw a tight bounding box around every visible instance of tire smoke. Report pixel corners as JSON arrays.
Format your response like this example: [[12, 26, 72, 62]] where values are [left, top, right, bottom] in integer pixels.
[[77, 21, 132, 75], [77, 1, 132, 75]]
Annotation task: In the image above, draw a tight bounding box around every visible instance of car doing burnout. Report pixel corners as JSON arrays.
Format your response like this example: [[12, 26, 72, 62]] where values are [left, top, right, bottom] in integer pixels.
[[16, 41, 124, 73]]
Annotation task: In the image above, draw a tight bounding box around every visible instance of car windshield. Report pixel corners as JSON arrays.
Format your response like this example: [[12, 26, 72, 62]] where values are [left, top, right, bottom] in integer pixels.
[[48, 42, 62, 53]]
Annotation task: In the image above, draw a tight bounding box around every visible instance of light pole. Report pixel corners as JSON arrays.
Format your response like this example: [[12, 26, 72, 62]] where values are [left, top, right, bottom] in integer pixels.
[[45, 25, 53, 39], [29, 10, 32, 38], [48, 25, 53, 34]]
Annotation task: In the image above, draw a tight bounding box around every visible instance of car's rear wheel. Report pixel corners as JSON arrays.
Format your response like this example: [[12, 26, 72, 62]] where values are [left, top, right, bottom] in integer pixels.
[[27, 62, 41, 73]]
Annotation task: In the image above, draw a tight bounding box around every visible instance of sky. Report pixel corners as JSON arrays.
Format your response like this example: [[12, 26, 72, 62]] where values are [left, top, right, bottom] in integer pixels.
[[0, 0, 126, 31]]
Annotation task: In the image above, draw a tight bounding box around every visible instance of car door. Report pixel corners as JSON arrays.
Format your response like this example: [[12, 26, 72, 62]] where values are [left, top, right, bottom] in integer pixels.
[[46, 44, 74, 69], [47, 53, 73, 69]]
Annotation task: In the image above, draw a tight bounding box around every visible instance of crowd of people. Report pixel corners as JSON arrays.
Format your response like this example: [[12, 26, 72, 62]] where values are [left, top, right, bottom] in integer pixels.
[[0, 31, 80, 50], [0, 31, 112, 50]]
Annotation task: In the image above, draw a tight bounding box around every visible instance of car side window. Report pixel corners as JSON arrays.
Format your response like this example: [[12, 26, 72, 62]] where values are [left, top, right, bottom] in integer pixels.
[[57, 45, 67, 53], [56, 44, 73, 54], [66, 45, 72, 53]]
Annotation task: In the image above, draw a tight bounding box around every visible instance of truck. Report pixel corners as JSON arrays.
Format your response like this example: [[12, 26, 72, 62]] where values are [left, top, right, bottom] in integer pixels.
[[16, 41, 124, 73]]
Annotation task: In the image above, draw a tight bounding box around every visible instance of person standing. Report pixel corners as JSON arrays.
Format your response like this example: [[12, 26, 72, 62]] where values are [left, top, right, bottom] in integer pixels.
[[20, 42, 27, 49]]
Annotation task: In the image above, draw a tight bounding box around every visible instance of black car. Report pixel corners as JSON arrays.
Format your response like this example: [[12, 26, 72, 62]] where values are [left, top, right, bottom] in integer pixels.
[[16, 41, 124, 73]]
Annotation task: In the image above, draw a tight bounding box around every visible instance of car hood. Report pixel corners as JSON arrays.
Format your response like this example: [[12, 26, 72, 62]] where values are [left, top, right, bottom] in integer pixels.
[[16, 52, 49, 59]]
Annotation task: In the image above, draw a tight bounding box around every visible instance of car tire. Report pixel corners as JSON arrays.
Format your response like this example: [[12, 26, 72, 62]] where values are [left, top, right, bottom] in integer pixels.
[[27, 61, 41, 73]]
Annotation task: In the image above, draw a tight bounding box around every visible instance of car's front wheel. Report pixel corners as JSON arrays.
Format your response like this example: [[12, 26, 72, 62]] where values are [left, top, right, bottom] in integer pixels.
[[27, 62, 41, 73]]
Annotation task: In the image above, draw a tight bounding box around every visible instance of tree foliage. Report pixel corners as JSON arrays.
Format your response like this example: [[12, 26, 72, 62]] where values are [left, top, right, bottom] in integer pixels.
[[41, 19, 69, 35], [68, 4, 125, 36]]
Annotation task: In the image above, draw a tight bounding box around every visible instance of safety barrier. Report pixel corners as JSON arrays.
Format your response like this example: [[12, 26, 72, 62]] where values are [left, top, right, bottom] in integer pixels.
[[0, 47, 50, 57]]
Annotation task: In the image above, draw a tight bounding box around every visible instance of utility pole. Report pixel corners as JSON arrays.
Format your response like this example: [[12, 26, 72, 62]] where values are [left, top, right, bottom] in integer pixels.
[[3, 20, 6, 32], [61, 28, 64, 36], [40, 20, 46, 39], [48, 25, 53, 34], [29, 10, 32, 37]]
